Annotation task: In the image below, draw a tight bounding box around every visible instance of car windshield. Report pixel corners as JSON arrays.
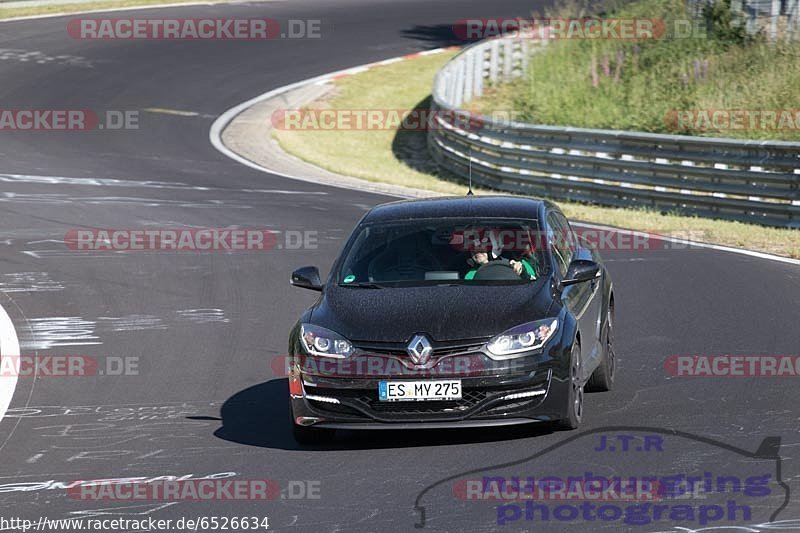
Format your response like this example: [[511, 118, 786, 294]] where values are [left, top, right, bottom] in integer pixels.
[[336, 218, 547, 287]]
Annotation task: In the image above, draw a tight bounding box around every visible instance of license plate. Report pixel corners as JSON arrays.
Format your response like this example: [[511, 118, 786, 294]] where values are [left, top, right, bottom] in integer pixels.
[[378, 380, 462, 401]]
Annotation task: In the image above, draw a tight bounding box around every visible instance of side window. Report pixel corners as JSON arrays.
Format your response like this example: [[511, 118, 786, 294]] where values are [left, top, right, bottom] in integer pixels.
[[546, 211, 574, 277], [554, 212, 577, 262]]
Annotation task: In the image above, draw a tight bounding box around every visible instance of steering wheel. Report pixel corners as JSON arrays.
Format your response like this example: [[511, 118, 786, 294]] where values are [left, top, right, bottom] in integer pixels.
[[472, 260, 521, 280]]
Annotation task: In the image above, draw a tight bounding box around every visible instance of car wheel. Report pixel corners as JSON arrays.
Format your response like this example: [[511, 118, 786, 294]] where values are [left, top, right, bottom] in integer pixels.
[[587, 301, 615, 392], [556, 342, 583, 430]]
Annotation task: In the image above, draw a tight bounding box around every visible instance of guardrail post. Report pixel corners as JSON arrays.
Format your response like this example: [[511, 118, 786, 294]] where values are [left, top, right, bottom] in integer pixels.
[[770, 0, 781, 40], [521, 39, 530, 75], [489, 40, 500, 83], [453, 60, 465, 108], [473, 48, 484, 98], [790, 0, 800, 39], [502, 40, 513, 81], [464, 50, 474, 103], [745, 3, 758, 36]]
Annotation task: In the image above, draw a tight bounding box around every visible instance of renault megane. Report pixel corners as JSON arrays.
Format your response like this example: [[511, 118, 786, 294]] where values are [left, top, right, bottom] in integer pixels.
[[287, 196, 615, 443]]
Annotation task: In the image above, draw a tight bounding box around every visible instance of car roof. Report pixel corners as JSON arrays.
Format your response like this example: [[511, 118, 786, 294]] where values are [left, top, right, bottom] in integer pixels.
[[361, 195, 553, 224]]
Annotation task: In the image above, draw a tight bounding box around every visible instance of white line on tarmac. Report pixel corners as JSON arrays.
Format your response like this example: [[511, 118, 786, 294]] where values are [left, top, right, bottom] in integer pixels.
[[574, 222, 800, 266], [0, 303, 21, 424]]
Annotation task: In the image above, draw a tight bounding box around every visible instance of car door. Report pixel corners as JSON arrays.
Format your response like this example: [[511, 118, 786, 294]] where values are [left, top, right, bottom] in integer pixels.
[[546, 210, 601, 382], [562, 213, 604, 372]]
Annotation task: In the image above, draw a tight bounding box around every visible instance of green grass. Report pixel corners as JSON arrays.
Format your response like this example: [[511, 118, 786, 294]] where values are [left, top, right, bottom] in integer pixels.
[[0, 0, 230, 19], [272, 49, 799, 259], [469, 0, 800, 140], [273, 51, 466, 192]]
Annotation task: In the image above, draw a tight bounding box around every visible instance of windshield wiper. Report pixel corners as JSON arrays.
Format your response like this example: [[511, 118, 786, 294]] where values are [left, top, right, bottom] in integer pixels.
[[338, 282, 385, 289]]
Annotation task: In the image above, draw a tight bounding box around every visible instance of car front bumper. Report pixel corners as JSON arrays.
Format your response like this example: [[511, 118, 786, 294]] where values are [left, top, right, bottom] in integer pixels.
[[288, 334, 573, 429]]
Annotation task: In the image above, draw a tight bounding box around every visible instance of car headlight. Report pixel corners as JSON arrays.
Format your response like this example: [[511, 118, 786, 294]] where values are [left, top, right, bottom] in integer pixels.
[[300, 324, 354, 358], [486, 319, 558, 359]]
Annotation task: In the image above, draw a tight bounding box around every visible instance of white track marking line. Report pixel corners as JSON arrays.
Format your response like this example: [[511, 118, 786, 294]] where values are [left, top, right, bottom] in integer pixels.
[[574, 222, 800, 266], [0, 303, 21, 423], [144, 107, 200, 117], [209, 56, 800, 267], [209, 49, 451, 196]]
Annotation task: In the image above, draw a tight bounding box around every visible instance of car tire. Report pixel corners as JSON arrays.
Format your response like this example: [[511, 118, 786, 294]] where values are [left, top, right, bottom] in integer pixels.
[[555, 342, 583, 430], [587, 301, 615, 393], [292, 422, 335, 445]]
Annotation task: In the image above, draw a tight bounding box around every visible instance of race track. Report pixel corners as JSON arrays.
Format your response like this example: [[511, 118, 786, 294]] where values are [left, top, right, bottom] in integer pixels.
[[0, 0, 798, 531]]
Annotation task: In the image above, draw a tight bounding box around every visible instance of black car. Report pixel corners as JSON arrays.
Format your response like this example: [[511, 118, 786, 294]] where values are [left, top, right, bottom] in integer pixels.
[[287, 196, 615, 443]]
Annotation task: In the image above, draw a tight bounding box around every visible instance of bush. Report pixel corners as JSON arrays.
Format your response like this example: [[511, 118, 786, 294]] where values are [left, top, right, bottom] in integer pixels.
[[701, 0, 750, 45]]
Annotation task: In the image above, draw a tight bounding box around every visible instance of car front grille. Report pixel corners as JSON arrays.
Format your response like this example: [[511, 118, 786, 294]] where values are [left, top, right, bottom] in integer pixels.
[[351, 337, 490, 359], [304, 380, 547, 423]]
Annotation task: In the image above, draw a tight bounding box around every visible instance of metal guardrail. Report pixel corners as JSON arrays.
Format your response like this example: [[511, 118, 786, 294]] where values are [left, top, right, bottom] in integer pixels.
[[687, 0, 800, 41], [428, 36, 800, 228]]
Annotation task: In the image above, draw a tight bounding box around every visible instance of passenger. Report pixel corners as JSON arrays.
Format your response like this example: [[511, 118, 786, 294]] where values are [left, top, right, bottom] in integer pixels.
[[510, 243, 537, 280]]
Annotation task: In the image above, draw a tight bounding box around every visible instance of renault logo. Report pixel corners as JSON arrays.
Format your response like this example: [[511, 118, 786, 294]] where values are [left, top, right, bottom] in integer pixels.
[[407, 334, 433, 365]]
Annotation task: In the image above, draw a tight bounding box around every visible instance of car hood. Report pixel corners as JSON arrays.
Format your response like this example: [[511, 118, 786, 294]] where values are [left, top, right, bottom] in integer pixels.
[[310, 281, 554, 343]]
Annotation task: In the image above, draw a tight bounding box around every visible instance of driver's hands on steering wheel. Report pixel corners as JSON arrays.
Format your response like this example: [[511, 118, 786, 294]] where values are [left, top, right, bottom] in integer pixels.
[[510, 259, 524, 276]]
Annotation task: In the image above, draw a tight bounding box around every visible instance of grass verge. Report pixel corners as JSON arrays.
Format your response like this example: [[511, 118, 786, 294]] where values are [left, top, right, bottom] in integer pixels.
[[0, 0, 228, 20], [274, 51, 464, 193], [469, 0, 800, 140], [271, 51, 799, 259]]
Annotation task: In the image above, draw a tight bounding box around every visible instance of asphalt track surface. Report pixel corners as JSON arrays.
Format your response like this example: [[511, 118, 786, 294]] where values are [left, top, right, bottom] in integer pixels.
[[0, 1, 797, 531]]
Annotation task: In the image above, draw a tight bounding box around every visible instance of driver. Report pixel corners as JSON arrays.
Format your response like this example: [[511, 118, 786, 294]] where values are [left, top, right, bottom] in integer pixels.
[[463, 229, 535, 280], [464, 248, 491, 279]]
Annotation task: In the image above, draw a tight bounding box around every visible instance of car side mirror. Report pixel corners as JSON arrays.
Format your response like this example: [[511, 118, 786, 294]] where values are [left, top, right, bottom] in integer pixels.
[[561, 259, 600, 287], [291, 266, 323, 292]]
